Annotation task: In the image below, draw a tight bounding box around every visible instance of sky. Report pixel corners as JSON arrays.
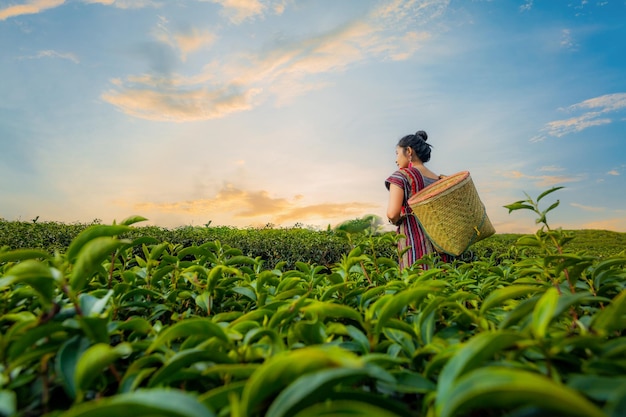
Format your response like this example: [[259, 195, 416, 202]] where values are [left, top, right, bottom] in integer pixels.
[[1, 0, 625, 234]]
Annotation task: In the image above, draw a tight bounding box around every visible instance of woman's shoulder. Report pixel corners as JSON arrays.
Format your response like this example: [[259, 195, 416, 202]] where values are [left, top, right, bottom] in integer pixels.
[[386, 167, 420, 187], [390, 167, 419, 175]]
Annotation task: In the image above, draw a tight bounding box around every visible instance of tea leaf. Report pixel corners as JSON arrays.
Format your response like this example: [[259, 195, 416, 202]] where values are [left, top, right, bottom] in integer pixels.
[[438, 366, 605, 417], [198, 380, 246, 413], [56, 336, 91, 399], [503, 202, 534, 213], [480, 285, 544, 313], [302, 301, 363, 326], [374, 287, 439, 334], [70, 237, 128, 292], [591, 289, 626, 334], [0, 249, 51, 263], [59, 389, 215, 417], [240, 346, 362, 416], [148, 348, 235, 387], [266, 366, 394, 417], [536, 186, 564, 203], [436, 331, 522, 408], [146, 318, 229, 353], [0, 260, 57, 307], [7, 322, 66, 362], [75, 343, 132, 394], [292, 400, 402, 417], [66, 225, 131, 262], [532, 287, 559, 339], [119, 215, 148, 226]]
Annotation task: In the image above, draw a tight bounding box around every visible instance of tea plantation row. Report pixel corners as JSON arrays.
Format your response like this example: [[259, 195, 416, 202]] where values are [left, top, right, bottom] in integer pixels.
[[1, 199, 625, 416], [2, 217, 625, 268]]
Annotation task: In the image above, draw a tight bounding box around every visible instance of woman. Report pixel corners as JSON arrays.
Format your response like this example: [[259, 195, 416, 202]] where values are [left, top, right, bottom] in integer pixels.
[[385, 130, 451, 270]]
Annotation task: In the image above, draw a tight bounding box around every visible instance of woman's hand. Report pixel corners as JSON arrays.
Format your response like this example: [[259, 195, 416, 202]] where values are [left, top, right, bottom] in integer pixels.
[[388, 214, 406, 226]]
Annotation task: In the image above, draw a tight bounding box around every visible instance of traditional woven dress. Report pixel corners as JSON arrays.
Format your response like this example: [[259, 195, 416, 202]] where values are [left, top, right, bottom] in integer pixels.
[[385, 167, 451, 270]]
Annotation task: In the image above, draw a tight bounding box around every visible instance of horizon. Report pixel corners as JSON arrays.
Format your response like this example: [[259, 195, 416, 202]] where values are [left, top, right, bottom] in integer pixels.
[[1, 1, 625, 234]]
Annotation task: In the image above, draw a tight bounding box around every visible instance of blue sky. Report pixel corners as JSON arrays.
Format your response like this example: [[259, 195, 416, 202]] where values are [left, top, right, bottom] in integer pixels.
[[1, 0, 625, 233]]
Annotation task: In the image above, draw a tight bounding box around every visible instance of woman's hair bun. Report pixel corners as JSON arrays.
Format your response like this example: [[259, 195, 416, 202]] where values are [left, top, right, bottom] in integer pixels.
[[415, 130, 428, 141]]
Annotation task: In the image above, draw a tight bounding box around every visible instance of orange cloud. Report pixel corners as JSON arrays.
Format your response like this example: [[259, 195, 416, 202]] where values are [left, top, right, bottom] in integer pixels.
[[273, 203, 379, 223], [153, 19, 216, 62], [210, 0, 264, 23], [0, 0, 65, 21], [101, 85, 261, 122], [503, 170, 583, 187], [132, 184, 379, 225], [579, 217, 626, 232]]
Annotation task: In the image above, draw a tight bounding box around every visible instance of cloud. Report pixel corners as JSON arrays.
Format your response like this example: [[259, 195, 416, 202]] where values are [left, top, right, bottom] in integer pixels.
[[520, 0, 533, 12], [18, 50, 80, 63], [274, 203, 378, 224], [82, 0, 159, 8], [132, 184, 378, 225], [0, 0, 157, 20], [560, 29, 577, 51], [607, 170, 620, 176], [539, 165, 565, 172], [153, 18, 216, 61], [206, 0, 292, 24], [0, 0, 65, 21], [570, 202, 605, 212], [570, 93, 626, 113], [101, 81, 262, 121], [102, 0, 447, 121], [209, 0, 265, 24], [579, 217, 626, 232], [531, 93, 626, 141], [504, 170, 583, 187]]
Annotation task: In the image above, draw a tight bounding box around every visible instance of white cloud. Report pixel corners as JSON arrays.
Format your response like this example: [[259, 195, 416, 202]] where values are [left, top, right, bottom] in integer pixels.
[[520, 0, 533, 12], [570, 202, 605, 212], [560, 29, 577, 51], [19, 50, 80, 63], [531, 93, 626, 141], [570, 93, 626, 113], [607, 170, 620, 176], [82, 0, 159, 8], [539, 165, 565, 172]]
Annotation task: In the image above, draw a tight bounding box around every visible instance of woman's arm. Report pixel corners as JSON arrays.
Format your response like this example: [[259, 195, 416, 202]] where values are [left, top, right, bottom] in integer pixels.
[[387, 183, 405, 225]]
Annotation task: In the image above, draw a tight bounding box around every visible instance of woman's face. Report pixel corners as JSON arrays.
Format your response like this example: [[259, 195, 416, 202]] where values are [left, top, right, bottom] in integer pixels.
[[395, 146, 410, 168]]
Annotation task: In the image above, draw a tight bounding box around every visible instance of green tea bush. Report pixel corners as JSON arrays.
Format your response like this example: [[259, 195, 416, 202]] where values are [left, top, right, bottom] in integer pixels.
[[1, 220, 388, 269], [0, 189, 625, 417]]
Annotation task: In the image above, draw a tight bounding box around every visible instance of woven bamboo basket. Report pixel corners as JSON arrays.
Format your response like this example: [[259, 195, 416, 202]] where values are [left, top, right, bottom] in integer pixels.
[[408, 171, 495, 256]]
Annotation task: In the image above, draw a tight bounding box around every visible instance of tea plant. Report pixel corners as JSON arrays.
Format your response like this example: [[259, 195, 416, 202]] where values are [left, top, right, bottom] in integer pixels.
[[0, 189, 624, 417]]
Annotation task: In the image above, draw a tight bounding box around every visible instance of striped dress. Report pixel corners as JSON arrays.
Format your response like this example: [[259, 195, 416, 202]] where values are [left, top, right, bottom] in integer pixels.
[[385, 167, 451, 270]]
